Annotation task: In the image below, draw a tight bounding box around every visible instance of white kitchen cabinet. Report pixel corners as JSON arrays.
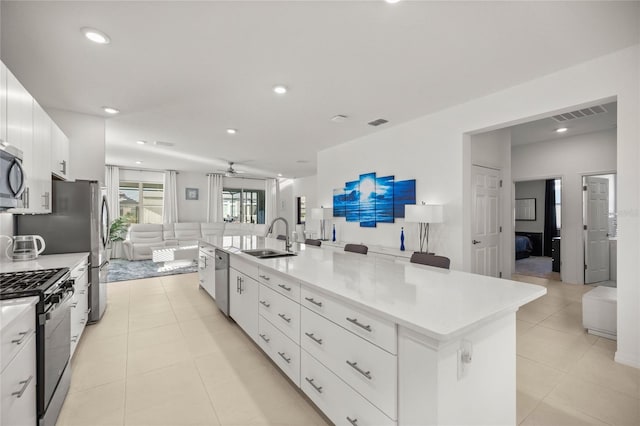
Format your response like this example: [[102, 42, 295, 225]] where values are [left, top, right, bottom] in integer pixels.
[[258, 316, 300, 386], [0, 63, 7, 144], [5, 65, 53, 213], [1, 297, 37, 426], [198, 245, 215, 299], [229, 267, 258, 342], [259, 284, 300, 344], [70, 258, 90, 358], [51, 123, 69, 179]]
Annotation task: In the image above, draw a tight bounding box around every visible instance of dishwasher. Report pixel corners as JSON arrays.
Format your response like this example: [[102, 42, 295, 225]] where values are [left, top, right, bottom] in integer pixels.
[[214, 249, 230, 316]]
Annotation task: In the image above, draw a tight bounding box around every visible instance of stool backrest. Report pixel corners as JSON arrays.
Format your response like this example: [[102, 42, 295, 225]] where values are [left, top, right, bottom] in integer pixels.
[[344, 243, 368, 255], [410, 252, 450, 269], [276, 235, 287, 241], [305, 239, 322, 247]]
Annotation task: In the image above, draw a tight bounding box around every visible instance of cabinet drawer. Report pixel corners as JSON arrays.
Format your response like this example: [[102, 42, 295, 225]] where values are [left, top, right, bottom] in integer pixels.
[[301, 286, 397, 355], [1, 333, 37, 426], [259, 284, 300, 343], [257, 316, 300, 386], [301, 350, 395, 426], [301, 307, 397, 420], [1, 299, 36, 373], [199, 244, 216, 257], [258, 268, 300, 302], [230, 255, 259, 280], [71, 292, 89, 357]]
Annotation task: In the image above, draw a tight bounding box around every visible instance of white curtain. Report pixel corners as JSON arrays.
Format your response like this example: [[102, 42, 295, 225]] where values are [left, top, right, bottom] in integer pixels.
[[265, 178, 280, 234], [104, 165, 120, 222], [207, 174, 224, 222], [163, 170, 178, 224]]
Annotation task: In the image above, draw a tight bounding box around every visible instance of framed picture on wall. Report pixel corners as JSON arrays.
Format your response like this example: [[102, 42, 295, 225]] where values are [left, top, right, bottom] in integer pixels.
[[185, 188, 199, 201], [515, 198, 536, 220]]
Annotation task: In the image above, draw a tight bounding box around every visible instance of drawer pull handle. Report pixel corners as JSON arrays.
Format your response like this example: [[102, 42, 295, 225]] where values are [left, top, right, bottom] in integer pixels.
[[278, 313, 292, 323], [71, 335, 79, 343], [346, 360, 372, 380], [260, 275, 271, 281], [260, 300, 271, 308], [278, 351, 291, 364], [11, 330, 32, 345], [304, 332, 323, 345], [304, 297, 323, 307], [79, 290, 86, 295], [12, 375, 33, 398], [278, 284, 292, 292], [346, 416, 358, 426], [259, 333, 270, 343], [305, 377, 323, 393], [346, 317, 372, 332], [71, 302, 78, 308]]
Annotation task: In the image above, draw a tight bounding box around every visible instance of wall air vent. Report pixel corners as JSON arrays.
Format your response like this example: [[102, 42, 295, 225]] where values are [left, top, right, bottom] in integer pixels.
[[153, 140, 175, 147], [368, 118, 389, 127], [551, 105, 608, 123]]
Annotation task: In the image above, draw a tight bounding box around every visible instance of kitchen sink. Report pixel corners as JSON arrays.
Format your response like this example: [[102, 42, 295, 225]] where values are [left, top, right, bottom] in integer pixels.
[[241, 249, 297, 259]]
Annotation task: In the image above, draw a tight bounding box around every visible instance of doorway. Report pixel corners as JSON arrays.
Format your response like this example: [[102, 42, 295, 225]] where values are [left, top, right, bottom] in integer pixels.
[[514, 178, 562, 280], [583, 173, 617, 286]]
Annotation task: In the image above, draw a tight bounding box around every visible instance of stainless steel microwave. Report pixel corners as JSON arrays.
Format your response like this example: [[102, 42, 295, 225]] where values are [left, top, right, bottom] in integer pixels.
[[0, 144, 26, 210]]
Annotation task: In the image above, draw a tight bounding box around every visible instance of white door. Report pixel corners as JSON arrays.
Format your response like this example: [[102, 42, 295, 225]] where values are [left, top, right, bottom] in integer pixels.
[[584, 176, 609, 283], [471, 165, 501, 277]]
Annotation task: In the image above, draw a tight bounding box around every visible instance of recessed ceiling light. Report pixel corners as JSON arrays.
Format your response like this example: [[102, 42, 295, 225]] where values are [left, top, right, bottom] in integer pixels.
[[102, 106, 120, 114], [136, 140, 146, 145], [135, 161, 143, 165], [277, 173, 283, 177], [81, 27, 110, 44], [273, 85, 288, 95], [385, 0, 402, 4], [556, 127, 568, 133], [226, 128, 237, 135], [331, 114, 348, 123]]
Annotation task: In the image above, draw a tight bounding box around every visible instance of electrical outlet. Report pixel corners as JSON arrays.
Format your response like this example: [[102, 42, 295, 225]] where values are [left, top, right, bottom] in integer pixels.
[[457, 339, 473, 380]]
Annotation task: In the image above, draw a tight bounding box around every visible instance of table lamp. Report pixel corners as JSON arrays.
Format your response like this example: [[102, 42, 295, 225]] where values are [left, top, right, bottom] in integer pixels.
[[405, 203, 443, 254]]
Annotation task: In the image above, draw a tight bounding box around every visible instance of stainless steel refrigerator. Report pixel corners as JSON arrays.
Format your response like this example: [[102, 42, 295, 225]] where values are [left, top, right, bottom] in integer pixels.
[[16, 179, 109, 322]]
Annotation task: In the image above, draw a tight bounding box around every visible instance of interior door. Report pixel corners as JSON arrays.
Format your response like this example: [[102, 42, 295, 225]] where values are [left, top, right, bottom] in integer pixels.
[[471, 165, 501, 277], [584, 176, 609, 283]]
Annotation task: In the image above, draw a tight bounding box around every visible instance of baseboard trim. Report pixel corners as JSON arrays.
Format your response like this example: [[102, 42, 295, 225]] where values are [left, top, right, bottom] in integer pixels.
[[614, 351, 640, 369]]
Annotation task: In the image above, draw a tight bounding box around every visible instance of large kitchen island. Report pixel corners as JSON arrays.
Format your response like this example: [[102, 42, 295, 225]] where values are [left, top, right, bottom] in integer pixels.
[[199, 235, 546, 426]]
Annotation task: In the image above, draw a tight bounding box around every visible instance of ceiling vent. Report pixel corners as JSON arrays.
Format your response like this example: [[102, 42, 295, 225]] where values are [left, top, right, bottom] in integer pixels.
[[153, 140, 174, 147], [551, 105, 607, 123], [368, 118, 388, 127]]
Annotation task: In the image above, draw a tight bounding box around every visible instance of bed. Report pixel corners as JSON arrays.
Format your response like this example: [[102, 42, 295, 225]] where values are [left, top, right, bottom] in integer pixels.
[[515, 235, 533, 260]]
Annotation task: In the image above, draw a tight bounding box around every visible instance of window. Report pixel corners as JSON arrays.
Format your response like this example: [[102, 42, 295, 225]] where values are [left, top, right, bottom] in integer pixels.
[[119, 181, 164, 224], [297, 196, 306, 224], [223, 188, 265, 223]]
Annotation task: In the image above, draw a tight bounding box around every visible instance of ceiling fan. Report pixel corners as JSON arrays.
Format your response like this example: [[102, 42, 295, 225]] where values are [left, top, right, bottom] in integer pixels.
[[216, 161, 246, 177]]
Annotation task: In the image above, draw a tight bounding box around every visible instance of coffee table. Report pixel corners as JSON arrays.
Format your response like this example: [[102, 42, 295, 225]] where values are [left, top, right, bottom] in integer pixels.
[[152, 244, 199, 265]]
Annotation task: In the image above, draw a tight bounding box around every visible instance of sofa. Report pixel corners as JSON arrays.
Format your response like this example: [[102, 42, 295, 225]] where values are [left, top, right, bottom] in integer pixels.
[[122, 222, 266, 260]]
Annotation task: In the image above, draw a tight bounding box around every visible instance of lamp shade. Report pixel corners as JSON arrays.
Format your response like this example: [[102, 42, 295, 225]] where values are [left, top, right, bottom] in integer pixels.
[[311, 207, 333, 220], [405, 204, 443, 223]]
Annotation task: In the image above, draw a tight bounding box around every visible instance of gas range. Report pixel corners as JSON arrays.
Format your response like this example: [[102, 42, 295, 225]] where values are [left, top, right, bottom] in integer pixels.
[[0, 268, 70, 300], [0, 267, 73, 426]]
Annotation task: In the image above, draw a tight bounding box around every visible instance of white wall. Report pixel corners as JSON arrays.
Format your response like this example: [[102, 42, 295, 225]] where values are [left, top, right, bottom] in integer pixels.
[[514, 180, 546, 234], [47, 108, 105, 183], [512, 129, 616, 284], [176, 171, 207, 223], [317, 45, 639, 367]]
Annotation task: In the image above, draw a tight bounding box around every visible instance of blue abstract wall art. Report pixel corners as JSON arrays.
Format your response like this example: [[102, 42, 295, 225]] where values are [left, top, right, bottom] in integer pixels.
[[333, 173, 415, 227]]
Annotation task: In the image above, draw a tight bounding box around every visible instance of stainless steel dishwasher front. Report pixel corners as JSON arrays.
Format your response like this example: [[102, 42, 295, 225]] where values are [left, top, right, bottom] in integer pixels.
[[214, 249, 230, 316]]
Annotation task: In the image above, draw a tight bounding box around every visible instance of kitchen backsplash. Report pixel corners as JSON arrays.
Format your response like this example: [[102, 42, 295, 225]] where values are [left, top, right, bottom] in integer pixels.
[[0, 213, 15, 260]]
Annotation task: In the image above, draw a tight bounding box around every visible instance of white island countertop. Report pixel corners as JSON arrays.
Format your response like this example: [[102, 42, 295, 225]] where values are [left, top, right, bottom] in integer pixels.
[[201, 236, 546, 341], [0, 252, 90, 273]]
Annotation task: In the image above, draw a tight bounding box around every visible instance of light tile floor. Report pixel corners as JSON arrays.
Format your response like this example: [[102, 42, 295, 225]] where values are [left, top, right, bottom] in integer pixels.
[[512, 274, 640, 426], [56, 272, 639, 426]]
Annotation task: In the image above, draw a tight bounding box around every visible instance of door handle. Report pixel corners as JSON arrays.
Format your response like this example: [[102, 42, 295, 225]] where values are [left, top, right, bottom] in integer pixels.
[[472, 240, 481, 245]]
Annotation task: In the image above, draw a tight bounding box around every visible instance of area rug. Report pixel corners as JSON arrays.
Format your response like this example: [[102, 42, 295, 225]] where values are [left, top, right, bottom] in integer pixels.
[[514, 256, 561, 280], [106, 259, 198, 283]]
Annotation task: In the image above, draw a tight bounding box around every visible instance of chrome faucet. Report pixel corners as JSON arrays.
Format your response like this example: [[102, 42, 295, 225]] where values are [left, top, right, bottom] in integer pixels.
[[266, 217, 292, 252]]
